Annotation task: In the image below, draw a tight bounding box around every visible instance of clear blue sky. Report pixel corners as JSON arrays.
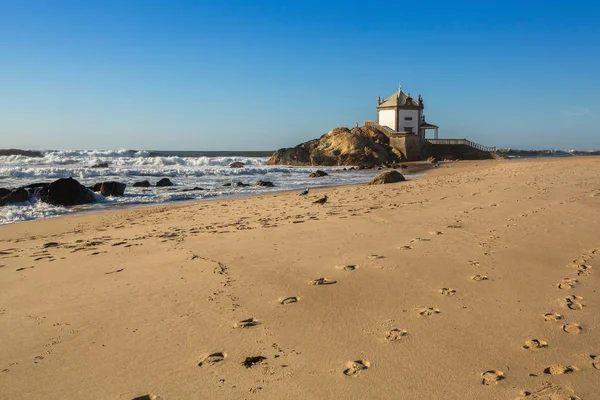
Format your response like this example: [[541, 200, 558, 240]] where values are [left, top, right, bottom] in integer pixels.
[[1, 0, 599, 150]]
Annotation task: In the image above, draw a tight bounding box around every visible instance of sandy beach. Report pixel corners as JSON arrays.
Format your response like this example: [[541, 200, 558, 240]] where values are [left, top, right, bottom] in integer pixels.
[[1, 156, 599, 399]]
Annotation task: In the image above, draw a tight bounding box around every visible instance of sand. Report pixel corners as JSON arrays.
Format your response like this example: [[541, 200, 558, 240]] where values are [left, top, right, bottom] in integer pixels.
[[1, 157, 599, 399]]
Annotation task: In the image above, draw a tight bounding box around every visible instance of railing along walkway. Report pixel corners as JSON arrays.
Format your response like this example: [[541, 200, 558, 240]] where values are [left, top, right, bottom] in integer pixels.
[[364, 120, 398, 136], [363, 121, 496, 152], [427, 139, 496, 152]]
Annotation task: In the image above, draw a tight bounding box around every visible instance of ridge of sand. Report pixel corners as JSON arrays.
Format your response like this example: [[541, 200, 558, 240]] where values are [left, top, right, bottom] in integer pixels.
[[1, 157, 599, 399]]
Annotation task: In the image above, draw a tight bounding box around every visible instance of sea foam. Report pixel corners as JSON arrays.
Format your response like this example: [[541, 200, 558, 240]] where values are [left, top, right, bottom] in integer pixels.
[[0, 149, 395, 225]]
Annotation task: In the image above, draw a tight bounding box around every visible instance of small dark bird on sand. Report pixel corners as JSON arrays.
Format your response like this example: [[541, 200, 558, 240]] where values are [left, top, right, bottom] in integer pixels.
[[299, 188, 309, 196], [313, 195, 328, 205]]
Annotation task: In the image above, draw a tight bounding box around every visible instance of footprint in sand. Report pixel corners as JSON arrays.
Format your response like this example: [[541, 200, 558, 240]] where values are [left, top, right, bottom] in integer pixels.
[[523, 339, 548, 351], [438, 288, 456, 296], [468, 261, 480, 267], [562, 295, 585, 310], [556, 278, 578, 289], [429, 231, 444, 235], [198, 352, 227, 367], [572, 255, 592, 264], [242, 356, 267, 369], [471, 274, 488, 282], [419, 307, 441, 316], [399, 245, 413, 250], [278, 296, 299, 305], [481, 370, 505, 385], [516, 382, 581, 400], [410, 238, 431, 243], [308, 277, 337, 285], [570, 264, 592, 277], [563, 323, 583, 334], [132, 395, 162, 400], [544, 312, 563, 322], [544, 364, 578, 375], [367, 254, 384, 260], [234, 318, 260, 328], [385, 329, 408, 341], [591, 355, 599, 370], [336, 265, 358, 271], [343, 360, 370, 377]]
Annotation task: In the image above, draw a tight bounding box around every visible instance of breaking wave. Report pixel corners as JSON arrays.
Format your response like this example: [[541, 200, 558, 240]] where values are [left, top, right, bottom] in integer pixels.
[[0, 149, 401, 225]]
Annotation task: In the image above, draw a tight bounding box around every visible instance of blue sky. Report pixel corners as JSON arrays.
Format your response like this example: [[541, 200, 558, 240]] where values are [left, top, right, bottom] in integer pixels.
[[1, 0, 599, 150]]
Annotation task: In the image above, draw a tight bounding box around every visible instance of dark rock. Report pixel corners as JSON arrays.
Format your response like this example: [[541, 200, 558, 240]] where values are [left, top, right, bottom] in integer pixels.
[[368, 171, 406, 185], [308, 170, 328, 178], [90, 162, 109, 168], [90, 183, 103, 192], [156, 178, 174, 187], [256, 180, 274, 187], [235, 182, 250, 187], [427, 156, 439, 163], [0, 188, 31, 206], [0, 188, 11, 197], [400, 164, 408, 169], [180, 187, 205, 192], [132, 180, 151, 188], [38, 178, 96, 206], [100, 182, 126, 196], [229, 162, 245, 168], [222, 183, 232, 187]]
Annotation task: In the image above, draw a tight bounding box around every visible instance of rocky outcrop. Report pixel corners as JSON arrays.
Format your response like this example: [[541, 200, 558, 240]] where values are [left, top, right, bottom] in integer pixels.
[[90, 162, 109, 168], [99, 182, 126, 196], [38, 178, 96, 206], [368, 171, 406, 185], [133, 180, 151, 188], [256, 180, 274, 187], [309, 170, 328, 178], [230, 162, 245, 168], [0, 188, 31, 206], [0, 188, 11, 198], [267, 125, 402, 166], [156, 178, 174, 187]]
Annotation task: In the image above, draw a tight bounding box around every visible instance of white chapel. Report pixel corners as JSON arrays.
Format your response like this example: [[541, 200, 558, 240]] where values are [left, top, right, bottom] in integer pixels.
[[376, 90, 439, 141]]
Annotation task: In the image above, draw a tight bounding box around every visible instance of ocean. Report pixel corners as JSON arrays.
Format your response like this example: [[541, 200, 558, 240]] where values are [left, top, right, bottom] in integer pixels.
[[0, 149, 413, 225]]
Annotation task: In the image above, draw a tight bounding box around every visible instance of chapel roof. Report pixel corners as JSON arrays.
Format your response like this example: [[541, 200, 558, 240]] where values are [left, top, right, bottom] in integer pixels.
[[377, 90, 422, 109]]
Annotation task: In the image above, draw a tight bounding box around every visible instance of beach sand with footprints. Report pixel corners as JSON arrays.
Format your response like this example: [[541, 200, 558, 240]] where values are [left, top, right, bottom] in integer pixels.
[[1, 156, 600, 399]]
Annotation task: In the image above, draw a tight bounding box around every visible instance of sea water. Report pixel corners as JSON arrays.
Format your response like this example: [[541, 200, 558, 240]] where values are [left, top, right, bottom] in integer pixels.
[[0, 149, 415, 225]]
